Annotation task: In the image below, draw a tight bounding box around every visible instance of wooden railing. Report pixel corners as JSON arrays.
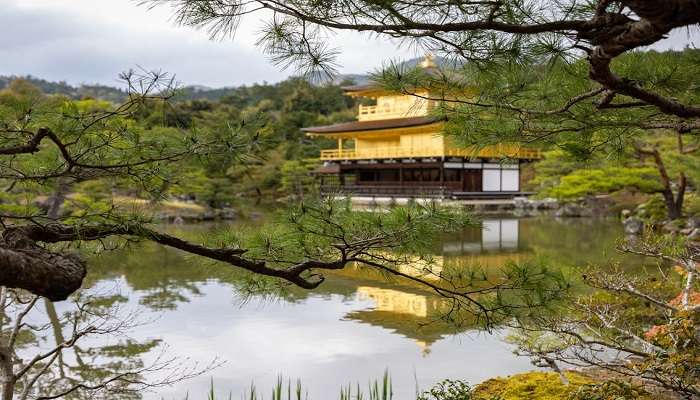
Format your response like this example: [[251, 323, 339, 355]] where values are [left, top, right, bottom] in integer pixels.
[[320, 144, 541, 161], [321, 184, 447, 198], [320, 185, 534, 199], [358, 104, 428, 121]]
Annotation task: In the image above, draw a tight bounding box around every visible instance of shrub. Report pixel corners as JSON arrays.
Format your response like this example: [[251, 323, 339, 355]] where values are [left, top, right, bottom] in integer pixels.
[[472, 372, 592, 400], [569, 380, 649, 400], [417, 379, 475, 400], [685, 193, 700, 216], [542, 167, 662, 200], [635, 194, 668, 222]]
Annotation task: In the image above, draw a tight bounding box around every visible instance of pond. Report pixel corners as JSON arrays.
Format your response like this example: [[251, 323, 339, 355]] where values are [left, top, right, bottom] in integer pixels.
[[50, 212, 651, 399]]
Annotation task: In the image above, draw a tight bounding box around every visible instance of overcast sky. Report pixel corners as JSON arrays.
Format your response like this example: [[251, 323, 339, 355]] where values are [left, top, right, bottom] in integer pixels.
[[1, 0, 698, 89]]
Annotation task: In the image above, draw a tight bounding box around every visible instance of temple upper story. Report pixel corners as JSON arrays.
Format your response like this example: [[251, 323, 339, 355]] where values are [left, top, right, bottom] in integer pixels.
[[352, 89, 432, 122], [302, 56, 540, 162], [348, 55, 438, 122], [301, 56, 541, 199]]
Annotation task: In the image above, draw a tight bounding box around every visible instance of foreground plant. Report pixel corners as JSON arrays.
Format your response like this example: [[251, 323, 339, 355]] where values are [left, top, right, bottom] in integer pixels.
[[569, 380, 649, 400], [510, 234, 700, 398], [417, 379, 473, 400]]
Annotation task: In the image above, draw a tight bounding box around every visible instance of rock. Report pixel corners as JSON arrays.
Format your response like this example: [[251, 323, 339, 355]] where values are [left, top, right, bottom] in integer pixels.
[[583, 195, 613, 216], [513, 197, 530, 209], [173, 216, 184, 225], [687, 216, 700, 230], [200, 211, 217, 221], [512, 197, 559, 211], [555, 203, 592, 218], [542, 198, 560, 209], [621, 209, 632, 219], [662, 220, 684, 233], [512, 208, 534, 218], [532, 198, 559, 210], [623, 217, 644, 235], [217, 208, 237, 220], [248, 211, 264, 220], [689, 228, 700, 241]]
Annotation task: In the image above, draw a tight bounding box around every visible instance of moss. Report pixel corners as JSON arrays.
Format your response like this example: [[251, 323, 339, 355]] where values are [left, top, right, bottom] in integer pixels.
[[472, 371, 593, 400], [570, 379, 651, 400]]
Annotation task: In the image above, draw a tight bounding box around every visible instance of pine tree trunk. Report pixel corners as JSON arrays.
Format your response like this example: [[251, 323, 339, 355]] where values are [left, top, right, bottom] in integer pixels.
[[662, 189, 683, 220], [637, 146, 684, 220], [46, 179, 70, 220], [0, 347, 14, 400]]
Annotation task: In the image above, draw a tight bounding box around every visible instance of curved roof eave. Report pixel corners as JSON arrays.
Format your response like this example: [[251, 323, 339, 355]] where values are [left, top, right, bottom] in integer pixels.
[[302, 116, 444, 134]]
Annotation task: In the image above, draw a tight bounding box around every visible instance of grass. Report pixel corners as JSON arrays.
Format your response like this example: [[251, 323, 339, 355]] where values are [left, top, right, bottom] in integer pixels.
[[339, 371, 392, 400], [113, 195, 207, 213], [189, 371, 640, 400], [200, 371, 392, 400]]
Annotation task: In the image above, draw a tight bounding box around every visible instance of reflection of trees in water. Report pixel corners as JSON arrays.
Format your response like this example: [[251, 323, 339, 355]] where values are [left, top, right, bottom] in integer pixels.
[[518, 217, 654, 270], [79, 218, 649, 363], [87, 243, 223, 311], [0, 287, 206, 400], [89, 241, 473, 354], [77, 219, 591, 349], [88, 239, 361, 309], [444, 216, 654, 270]]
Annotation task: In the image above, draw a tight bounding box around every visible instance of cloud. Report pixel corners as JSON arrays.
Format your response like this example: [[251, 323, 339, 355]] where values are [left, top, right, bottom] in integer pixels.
[[0, 0, 417, 87], [1, 0, 697, 88], [0, 1, 293, 87], [650, 26, 700, 50]]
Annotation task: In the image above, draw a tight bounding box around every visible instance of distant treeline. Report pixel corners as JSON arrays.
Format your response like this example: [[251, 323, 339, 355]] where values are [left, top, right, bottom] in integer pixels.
[[0, 56, 455, 104], [0, 75, 128, 103], [0, 73, 370, 103]]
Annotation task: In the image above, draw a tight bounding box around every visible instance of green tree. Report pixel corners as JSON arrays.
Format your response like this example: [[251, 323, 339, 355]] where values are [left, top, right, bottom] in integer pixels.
[[280, 159, 317, 199]]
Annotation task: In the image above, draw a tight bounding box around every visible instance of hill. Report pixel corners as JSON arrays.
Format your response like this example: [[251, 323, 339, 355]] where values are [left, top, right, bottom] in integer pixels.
[[0, 74, 368, 103], [0, 75, 127, 102], [0, 56, 452, 103]]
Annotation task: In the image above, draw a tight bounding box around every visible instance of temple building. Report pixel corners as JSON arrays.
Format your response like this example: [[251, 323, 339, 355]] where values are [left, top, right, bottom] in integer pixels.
[[302, 57, 541, 199]]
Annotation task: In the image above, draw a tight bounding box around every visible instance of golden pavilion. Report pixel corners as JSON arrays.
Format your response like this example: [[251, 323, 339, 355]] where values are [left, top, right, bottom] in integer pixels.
[[302, 56, 541, 199]]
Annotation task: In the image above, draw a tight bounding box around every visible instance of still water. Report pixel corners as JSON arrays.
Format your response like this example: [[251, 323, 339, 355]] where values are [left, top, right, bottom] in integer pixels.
[[59, 214, 647, 399]]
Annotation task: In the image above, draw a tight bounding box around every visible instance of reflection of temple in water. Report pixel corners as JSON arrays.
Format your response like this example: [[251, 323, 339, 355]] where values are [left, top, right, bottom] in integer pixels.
[[356, 287, 435, 318], [442, 218, 529, 269], [346, 286, 453, 355], [342, 219, 530, 354], [444, 219, 521, 254]]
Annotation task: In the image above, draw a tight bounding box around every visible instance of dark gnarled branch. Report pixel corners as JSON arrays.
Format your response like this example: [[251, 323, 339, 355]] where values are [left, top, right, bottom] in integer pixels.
[[0, 222, 349, 301]]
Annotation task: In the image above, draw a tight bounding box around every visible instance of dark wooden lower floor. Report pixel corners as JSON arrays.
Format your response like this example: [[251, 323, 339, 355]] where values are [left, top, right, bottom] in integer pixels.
[[320, 184, 531, 199], [316, 160, 529, 199]]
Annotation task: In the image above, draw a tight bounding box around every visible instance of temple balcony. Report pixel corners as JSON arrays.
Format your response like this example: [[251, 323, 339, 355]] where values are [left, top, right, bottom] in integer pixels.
[[357, 102, 430, 121], [319, 145, 541, 161]]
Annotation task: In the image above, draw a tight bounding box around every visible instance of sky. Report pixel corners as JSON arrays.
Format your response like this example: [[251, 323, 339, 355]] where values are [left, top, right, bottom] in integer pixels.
[[1, 0, 698, 89]]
